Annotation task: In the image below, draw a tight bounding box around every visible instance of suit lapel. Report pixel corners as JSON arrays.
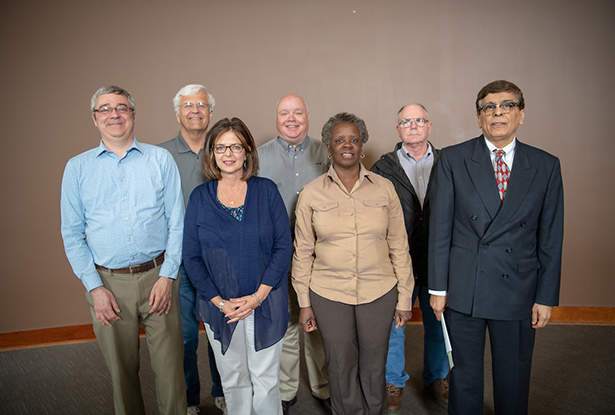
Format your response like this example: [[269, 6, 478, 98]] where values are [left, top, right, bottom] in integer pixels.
[[465, 137, 501, 220], [484, 141, 537, 239]]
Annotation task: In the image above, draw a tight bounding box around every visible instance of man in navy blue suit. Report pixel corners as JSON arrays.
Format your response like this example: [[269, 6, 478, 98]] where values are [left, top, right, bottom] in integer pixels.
[[428, 80, 564, 415]]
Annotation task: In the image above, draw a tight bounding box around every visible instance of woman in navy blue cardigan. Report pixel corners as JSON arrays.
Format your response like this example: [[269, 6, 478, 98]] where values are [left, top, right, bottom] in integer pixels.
[[183, 117, 292, 415]]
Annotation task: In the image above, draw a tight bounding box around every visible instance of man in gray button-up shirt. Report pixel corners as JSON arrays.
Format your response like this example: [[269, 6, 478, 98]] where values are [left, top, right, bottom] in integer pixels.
[[257, 94, 331, 414], [158, 84, 226, 415]]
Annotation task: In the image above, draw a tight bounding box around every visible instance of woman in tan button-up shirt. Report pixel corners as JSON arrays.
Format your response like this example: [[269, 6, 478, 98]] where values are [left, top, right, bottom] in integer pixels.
[[292, 112, 414, 415]]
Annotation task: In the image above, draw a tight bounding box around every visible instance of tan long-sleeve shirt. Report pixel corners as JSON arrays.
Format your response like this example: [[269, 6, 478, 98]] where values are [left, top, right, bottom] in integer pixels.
[[292, 164, 414, 310]]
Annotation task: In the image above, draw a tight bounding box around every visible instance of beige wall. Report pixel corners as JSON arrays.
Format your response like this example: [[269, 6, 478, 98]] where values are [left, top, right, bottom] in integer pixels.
[[1, 0, 613, 333]]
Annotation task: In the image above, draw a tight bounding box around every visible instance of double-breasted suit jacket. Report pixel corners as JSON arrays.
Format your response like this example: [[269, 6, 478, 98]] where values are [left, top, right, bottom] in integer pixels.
[[428, 136, 564, 320]]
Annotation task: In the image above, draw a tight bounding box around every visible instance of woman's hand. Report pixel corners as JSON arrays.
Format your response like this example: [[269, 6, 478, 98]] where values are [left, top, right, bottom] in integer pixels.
[[224, 284, 273, 324], [224, 296, 255, 323], [299, 307, 318, 332], [394, 309, 412, 329]]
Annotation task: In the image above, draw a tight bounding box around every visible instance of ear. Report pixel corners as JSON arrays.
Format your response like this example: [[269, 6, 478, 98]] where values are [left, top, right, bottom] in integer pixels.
[[92, 112, 98, 127], [176, 112, 181, 124], [518, 109, 525, 126]]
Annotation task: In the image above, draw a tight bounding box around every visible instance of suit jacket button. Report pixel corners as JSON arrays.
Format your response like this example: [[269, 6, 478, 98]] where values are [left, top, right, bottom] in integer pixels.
[[502, 274, 509, 279], [520, 222, 526, 227], [482, 243, 489, 247], [506, 248, 513, 253], [471, 215, 478, 220]]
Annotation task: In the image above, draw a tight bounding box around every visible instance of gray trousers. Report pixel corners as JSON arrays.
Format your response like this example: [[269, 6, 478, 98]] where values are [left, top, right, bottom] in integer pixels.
[[310, 287, 397, 415]]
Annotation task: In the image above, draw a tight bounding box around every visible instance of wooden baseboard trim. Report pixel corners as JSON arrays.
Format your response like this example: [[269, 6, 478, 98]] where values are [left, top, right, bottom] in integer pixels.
[[0, 324, 97, 351], [549, 306, 615, 325], [1, 307, 612, 351], [0, 322, 205, 351]]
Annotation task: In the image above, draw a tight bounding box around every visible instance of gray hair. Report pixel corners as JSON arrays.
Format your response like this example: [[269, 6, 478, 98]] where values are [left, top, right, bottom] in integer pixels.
[[321, 112, 369, 145], [173, 84, 216, 114], [397, 103, 429, 122], [90, 85, 136, 113]]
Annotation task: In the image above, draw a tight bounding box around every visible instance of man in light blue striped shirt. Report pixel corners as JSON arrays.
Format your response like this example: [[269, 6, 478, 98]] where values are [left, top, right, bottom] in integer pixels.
[[61, 86, 186, 415]]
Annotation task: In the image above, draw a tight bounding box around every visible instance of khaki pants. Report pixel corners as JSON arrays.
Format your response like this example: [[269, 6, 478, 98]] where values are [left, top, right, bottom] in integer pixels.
[[86, 266, 186, 415], [279, 278, 330, 401]]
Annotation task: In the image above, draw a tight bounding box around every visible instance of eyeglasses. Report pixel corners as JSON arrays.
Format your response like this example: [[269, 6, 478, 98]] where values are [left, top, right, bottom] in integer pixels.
[[182, 102, 209, 111], [479, 101, 519, 116], [213, 144, 244, 154], [398, 118, 429, 128], [94, 105, 133, 115]]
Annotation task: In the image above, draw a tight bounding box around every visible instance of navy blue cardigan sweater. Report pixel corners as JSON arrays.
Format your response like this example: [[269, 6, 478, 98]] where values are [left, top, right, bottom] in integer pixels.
[[183, 176, 292, 354]]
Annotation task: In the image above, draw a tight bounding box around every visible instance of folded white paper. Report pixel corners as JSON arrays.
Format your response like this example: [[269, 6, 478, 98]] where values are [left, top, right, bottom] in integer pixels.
[[441, 314, 454, 370]]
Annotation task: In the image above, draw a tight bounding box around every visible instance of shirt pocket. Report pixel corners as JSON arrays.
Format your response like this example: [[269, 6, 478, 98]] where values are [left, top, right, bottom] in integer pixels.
[[362, 198, 389, 223], [312, 201, 339, 227]]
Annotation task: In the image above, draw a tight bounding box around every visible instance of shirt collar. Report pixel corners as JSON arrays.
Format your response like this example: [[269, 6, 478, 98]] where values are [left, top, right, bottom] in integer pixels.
[[175, 132, 195, 154], [484, 136, 516, 154], [96, 137, 141, 158], [325, 163, 374, 190], [275, 136, 311, 152], [399, 142, 433, 162]]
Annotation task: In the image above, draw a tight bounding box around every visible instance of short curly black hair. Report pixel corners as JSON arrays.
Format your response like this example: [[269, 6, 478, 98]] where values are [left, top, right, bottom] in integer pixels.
[[321, 112, 369, 146]]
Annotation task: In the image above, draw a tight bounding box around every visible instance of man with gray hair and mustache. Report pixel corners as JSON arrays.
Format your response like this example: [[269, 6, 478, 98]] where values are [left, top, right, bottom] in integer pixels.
[[159, 84, 227, 415]]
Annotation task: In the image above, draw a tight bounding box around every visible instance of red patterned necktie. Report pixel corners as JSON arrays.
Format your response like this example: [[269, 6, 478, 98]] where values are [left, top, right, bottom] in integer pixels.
[[494, 149, 509, 201]]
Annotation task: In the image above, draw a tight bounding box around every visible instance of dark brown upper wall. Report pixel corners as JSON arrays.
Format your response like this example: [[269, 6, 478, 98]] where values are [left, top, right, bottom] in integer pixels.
[[1, 0, 614, 332]]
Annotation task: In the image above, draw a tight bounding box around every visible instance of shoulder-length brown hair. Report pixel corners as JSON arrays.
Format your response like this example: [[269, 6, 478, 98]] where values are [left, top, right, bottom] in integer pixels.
[[201, 117, 259, 181]]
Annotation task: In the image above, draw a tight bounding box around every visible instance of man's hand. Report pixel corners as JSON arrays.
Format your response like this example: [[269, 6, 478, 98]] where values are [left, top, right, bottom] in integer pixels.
[[531, 303, 552, 329], [394, 309, 413, 328], [91, 286, 121, 327], [430, 294, 448, 321], [299, 307, 318, 332], [149, 277, 174, 316]]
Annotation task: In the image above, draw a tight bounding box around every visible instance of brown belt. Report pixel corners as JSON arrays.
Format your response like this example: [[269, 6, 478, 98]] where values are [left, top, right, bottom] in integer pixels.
[[95, 252, 165, 274]]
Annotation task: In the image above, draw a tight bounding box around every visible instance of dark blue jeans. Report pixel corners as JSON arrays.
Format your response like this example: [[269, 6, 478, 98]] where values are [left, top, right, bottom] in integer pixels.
[[179, 263, 223, 406]]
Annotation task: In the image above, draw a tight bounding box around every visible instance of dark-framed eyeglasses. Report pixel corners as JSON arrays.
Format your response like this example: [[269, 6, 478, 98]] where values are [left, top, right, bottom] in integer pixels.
[[182, 102, 209, 111], [213, 143, 244, 154], [94, 105, 133, 115], [398, 118, 429, 128], [479, 101, 519, 116]]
